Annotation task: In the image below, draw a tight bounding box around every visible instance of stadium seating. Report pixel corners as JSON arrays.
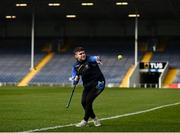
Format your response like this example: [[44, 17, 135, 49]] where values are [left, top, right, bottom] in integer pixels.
[[0, 53, 44, 84], [30, 54, 74, 85], [30, 40, 137, 86], [0, 38, 165, 86], [174, 71, 180, 83], [151, 41, 180, 83], [0, 39, 45, 85], [151, 42, 180, 67]]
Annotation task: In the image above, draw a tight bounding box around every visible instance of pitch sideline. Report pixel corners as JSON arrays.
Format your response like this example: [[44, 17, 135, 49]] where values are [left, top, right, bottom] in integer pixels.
[[23, 101, 180, 132]]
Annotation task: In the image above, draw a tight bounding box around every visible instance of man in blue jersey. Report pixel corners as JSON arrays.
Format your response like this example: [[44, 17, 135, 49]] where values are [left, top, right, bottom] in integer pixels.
[[72, 47, 105, 127]]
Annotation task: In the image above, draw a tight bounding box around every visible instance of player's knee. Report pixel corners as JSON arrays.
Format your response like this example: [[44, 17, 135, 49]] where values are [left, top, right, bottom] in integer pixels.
[[85, 102, 93, 109]]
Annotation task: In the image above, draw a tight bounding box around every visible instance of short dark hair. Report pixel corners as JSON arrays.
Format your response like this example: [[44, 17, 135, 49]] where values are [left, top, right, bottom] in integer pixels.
[[73, 47, 85, 54]]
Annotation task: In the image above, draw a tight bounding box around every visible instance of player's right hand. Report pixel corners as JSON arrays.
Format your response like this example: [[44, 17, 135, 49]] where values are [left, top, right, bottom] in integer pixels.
[[73, 80, 79, 85], [73, 76, 79, 85]]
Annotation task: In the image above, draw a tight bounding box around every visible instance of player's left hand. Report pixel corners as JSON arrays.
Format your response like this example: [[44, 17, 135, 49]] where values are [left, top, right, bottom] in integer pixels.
[[96, 56, 103, 65]]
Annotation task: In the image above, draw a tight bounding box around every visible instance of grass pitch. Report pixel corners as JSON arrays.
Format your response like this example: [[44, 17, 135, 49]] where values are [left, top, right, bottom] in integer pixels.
[[0, 86, 180, 132]]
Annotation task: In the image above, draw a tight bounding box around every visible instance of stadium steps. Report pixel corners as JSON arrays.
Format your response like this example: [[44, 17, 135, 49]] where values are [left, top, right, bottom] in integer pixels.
[[17, 52, 54, 86], [163, 68, 179, 88], [141, 52, 153, 62], [120, 52, 153, 87], [120, 65, 135, 87]]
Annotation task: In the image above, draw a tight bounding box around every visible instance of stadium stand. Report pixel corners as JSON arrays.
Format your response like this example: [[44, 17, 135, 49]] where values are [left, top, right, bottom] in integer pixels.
[[151, 40, 180, 83], [0, 38, 144, 86], [30, 39, 139, 87], [0, 39, 45, 85], [151, 41, 180, 67], [30, 53, 74, 85]]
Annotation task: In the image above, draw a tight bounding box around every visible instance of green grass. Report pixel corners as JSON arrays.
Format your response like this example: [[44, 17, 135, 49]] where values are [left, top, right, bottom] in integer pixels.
[[0, 86, 180, 132]]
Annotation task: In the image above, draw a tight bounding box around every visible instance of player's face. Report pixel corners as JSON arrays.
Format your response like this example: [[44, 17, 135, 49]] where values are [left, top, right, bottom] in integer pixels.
[[75, 50, 86, 62]]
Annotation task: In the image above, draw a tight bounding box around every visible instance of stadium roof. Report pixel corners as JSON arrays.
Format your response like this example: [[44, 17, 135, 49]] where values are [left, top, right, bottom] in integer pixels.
[[0, 0, 180, 21]]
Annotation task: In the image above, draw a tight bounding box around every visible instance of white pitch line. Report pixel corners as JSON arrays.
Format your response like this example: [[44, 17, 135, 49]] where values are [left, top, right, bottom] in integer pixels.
[[23, 101, 180, 132]]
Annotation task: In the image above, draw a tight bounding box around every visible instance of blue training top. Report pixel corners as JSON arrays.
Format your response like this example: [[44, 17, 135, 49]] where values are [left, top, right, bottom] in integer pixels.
[[72, 56, 105, 88]]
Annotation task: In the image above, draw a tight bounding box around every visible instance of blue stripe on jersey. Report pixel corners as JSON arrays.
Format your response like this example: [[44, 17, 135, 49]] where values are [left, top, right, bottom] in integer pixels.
[[87, 56, 97, 63]]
